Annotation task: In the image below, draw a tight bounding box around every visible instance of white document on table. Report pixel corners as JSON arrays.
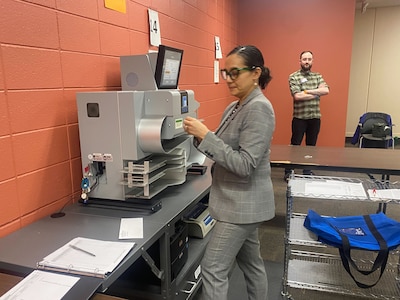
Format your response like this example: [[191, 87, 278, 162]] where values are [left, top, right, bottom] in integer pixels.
[[368, 189, 400, 201], [37, 237, 135, 278], [304, 180, 367, 198], [119, 218, 143, 239], [0, 270, 79, 300]]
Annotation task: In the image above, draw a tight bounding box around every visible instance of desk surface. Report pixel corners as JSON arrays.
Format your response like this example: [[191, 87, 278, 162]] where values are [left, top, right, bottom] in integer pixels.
[[0, 172, 211, 299], [270, 145, 400, 175]]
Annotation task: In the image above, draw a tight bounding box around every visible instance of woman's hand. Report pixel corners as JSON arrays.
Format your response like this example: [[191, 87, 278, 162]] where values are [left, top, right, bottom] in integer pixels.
[[183, 116, 210, 141]]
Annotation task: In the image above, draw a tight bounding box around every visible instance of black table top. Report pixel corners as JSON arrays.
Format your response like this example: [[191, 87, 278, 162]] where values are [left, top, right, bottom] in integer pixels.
[[270, 145, 400, 175]]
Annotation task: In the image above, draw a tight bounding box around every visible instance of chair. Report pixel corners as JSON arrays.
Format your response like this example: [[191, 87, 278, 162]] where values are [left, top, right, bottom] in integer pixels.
[[353, 112, 395, 149], [351, 112, 395, 194]]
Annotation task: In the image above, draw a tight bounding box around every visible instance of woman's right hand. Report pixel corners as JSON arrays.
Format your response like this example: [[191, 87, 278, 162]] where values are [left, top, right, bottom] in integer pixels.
[[183, 117, 209, 141]]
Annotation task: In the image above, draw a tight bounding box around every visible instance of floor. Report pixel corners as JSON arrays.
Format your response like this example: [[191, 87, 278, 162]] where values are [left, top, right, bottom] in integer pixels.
[[194, 141, 400, 300]]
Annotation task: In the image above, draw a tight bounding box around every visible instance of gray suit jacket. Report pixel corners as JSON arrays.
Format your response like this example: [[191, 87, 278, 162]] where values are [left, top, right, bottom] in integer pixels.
[[197, 88, 275, 224]]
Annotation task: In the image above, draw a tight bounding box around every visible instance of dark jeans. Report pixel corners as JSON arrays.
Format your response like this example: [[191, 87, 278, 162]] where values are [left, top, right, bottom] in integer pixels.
[[285, 118, 321, 175], [291, 117, 321, 146]]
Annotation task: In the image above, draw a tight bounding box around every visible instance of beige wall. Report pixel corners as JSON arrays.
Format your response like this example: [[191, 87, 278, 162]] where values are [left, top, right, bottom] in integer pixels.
[[347, 6, 400, 137]]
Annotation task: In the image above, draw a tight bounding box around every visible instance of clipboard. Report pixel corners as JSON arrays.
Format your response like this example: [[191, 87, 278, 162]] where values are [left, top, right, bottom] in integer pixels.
[[37, 237, 135, 278]]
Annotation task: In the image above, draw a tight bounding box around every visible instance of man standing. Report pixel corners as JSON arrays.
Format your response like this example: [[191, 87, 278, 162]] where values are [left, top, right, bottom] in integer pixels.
[[284, 51, 329, 181]]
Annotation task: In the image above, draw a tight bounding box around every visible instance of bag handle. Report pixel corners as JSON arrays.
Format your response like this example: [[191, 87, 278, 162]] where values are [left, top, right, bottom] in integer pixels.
[[336, 215, 389, 288]]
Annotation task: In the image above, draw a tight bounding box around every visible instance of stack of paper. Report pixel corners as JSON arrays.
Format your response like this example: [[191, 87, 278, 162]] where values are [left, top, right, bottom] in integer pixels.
[[0, 270, 79, 300]]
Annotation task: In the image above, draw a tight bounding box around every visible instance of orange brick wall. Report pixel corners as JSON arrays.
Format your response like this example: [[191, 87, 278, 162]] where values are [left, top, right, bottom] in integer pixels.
[[0, 0, 238, 237], [0, 0, 357, 237], [238, 0, 356, 146]]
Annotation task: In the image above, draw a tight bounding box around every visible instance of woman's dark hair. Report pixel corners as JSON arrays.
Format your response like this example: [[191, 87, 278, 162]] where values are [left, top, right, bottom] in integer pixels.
[[227, 45, 272, 89]]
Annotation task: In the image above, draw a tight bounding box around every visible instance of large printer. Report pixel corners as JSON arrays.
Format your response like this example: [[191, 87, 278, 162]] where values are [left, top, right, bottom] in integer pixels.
[[76, 45, 205, 210]]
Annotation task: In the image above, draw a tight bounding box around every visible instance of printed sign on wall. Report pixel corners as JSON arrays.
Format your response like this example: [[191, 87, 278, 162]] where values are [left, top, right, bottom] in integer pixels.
[[148, 9, 161, 46]]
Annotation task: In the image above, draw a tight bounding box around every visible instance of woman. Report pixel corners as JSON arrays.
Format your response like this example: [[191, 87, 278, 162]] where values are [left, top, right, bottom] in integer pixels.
[[183, 45, 275, 300]]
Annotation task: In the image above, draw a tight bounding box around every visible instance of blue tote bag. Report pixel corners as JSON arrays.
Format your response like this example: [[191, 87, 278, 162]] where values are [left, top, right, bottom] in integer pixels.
[[304, 209, 400, 288]]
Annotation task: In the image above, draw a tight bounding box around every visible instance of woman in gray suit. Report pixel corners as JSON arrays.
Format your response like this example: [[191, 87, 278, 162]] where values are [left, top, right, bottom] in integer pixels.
[[184, 45, 275, 300]]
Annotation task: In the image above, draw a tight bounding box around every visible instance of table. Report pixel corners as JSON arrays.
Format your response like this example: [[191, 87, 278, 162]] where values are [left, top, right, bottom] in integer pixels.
[[270, 144, 400, 176], [0, 171, 211, 300]]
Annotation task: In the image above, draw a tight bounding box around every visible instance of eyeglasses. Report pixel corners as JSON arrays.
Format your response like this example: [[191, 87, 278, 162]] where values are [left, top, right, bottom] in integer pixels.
[[220, 66, 255, 80]]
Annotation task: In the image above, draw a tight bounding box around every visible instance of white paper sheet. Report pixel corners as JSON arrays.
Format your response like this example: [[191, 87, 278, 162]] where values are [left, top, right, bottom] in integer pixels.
[[368, 188, 400, 201], [304, 180, 367, 198], [119, 218, 143, 239], [0, 270, 79, 300]]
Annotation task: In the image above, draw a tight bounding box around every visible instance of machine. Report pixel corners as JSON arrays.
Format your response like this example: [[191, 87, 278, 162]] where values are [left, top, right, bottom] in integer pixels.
[[184, 202, 215, 238], [76, 45, 205, 208]]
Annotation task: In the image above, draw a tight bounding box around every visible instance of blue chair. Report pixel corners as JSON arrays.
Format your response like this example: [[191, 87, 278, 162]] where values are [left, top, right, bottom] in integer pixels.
[[351, 112, 395, 192], [351, 112, 394, 149]]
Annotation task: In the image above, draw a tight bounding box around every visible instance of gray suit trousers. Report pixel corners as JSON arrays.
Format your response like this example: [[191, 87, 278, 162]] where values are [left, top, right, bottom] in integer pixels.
[[200, 221, 268, 300]]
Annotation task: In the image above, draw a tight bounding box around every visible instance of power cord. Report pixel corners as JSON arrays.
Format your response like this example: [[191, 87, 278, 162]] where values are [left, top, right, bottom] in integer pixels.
[[50, 195, 74, 218]]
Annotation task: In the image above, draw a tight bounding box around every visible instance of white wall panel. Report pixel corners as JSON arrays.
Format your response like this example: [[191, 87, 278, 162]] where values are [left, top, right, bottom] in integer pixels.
[[368, 7, 400, 119], [346, 6, 400, 137]]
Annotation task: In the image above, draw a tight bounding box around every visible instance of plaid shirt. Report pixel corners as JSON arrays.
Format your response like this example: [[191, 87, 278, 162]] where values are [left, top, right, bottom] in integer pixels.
[[289, 69, 328, 119]]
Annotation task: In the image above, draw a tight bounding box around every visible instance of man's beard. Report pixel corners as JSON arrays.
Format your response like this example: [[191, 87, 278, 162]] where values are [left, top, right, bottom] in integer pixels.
[[301, 64, 311, 72]]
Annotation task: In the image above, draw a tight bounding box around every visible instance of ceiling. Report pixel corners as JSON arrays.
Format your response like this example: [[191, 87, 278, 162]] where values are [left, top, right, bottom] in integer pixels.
[[356, 0, 400, 9]]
